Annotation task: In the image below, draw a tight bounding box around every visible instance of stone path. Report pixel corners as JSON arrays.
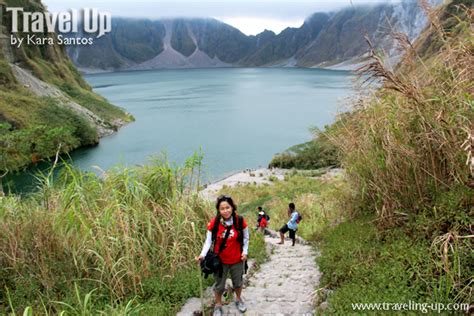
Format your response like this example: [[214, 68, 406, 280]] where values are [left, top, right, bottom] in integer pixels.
[[178, 233, 321, 315]]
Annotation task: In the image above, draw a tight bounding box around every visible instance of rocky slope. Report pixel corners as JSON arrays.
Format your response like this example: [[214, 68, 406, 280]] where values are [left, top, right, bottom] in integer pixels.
[[67, 0, 435, 72], [296, 1, 429, 68]]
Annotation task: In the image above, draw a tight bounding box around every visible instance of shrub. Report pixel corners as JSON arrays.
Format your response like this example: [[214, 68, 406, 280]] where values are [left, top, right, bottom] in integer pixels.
[[269, 126, 340, 170]]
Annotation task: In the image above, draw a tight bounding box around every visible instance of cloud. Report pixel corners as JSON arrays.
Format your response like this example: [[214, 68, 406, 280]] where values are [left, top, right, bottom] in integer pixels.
[[42, 0, 400, 35], [220, 17, 305, 36]]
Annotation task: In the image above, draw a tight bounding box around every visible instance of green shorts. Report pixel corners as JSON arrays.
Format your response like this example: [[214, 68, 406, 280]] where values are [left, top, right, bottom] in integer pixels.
[[213, 261, 244, 294]]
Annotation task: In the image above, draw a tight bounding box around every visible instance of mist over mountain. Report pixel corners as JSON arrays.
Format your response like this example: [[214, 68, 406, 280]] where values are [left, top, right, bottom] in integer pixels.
[[66, 0, 433, 72]]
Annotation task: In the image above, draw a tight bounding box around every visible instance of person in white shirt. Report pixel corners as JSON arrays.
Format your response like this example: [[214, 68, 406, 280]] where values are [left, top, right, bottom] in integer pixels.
[[277, 203, 299, 246]]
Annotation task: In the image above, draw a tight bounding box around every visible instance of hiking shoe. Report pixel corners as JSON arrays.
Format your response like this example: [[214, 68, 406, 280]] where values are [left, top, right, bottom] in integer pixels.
[[213, 305, 223, 316], [235, 299, 247, 313]]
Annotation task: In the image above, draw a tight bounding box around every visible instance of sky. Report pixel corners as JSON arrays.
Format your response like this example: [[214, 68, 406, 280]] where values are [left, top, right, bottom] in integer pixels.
[[41, 0, 401, 35]]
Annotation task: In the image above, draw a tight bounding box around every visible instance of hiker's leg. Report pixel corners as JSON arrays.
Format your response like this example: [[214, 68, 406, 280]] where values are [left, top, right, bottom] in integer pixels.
[[213, 264, 229, 305], [289, 229, 296, 246], [214, 292, 223, 305], [278, 224, 288, 244], [229, 262, 244, 301], [235, 287, 243, 300]]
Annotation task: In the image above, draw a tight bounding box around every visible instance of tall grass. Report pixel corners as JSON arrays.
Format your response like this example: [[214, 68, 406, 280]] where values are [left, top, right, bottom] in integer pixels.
[[0, 154, 213, 314], [328, 2, 472, 224], [324, 1, 473, 304]]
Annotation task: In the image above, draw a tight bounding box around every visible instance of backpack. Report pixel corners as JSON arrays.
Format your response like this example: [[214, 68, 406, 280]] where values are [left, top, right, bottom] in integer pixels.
[[259, 217, 268, 228], [296, 213, 302, 224], [201, 224, 232, 279]]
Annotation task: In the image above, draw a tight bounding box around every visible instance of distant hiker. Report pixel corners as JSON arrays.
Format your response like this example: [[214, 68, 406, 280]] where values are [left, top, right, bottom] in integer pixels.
[[255, 206, 270, 232], [278, 203, 299, 246], [197, 195, 249, 316], [256, 211, 268, 232], [257, 206, 270, 223]]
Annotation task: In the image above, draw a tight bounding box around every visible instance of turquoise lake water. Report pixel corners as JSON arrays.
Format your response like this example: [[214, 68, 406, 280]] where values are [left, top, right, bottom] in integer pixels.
[[77, 68, 353, 181], [7, 67, 354, 192]]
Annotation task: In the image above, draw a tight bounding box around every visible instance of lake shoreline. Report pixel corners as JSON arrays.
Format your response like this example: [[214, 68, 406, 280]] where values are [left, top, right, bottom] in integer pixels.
[[200, 167, 287, 200]]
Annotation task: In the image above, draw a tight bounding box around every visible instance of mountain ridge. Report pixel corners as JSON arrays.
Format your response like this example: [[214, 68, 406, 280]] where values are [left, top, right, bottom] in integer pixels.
[[67, 0, 435, 72]]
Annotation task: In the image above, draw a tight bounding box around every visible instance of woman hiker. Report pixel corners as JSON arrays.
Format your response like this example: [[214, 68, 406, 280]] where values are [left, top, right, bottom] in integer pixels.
[[197, 195, 249, 315]]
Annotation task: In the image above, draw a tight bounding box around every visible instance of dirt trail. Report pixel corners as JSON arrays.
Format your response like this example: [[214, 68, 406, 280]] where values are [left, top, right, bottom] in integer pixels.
[[178, 233, 321, 315]]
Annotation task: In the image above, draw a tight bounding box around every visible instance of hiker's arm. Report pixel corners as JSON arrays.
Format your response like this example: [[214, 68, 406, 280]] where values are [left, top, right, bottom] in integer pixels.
[[242, 227, 249, 255], [199, 231, 213, 258]]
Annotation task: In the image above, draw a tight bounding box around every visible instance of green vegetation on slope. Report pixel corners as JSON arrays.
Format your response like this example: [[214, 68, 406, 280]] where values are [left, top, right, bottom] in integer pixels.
[[269, 125, 341, 170], [315, 3, 473, 310], [0, 0, 133, 177], [316, 212, 472, 314], [0, 68, 99, 175]]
